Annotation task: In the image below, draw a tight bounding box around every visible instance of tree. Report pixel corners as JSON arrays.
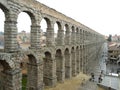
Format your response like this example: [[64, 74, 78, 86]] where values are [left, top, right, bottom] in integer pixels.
[[107, 34, 112, 42]]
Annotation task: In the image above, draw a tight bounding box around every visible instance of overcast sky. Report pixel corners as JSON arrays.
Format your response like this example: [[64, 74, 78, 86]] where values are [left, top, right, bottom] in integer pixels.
[[37, 0, 120, 36], [0, 0, 120, 36]]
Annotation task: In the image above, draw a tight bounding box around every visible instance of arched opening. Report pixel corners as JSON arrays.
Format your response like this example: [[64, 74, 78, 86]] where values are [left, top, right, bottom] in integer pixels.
[[17, 12, 31, 49], [55, 49, 64, 82], [80, 45, 82, 72], [0, 7, 5, 49], [64, 24, 69, 35], [72, 26, 75, 31], [64, 24, 70, 45], [83, 45, 85, 73], [71, 26, 75, 44], [19, 53, 39, 90], [20, 55, 29, 90], [40, 17, 53, 47], [43, 51, 53, 86], [64, 48, 71, 78], [80, 29, 82, 44], [76, 28, 79, 44], [71, 47, 76, 76], [55, 21, 62, 45], [21, 54, 40, 90], [54, 22, 58, 39], [40, 19, 47, 47], [0, 60, 11, 89], [76, 46, 80, 74]]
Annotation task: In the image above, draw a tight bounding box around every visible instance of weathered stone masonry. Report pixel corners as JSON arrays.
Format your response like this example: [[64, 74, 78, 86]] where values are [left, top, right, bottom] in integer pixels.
[[0, 0, 105, 90]]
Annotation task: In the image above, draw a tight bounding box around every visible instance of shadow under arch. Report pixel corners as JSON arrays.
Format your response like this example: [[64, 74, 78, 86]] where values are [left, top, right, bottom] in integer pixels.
[[0, 60, 11, 72], [64, 24, 70, 45], [0, 60, 12, 90], [43, 17, 52, 28], [55, 49, 64, 82], [20, 53, 39, 90], [76, 46, 80, 74], [71, 47, 76, 76], [43, 51, 55, 86], [64, 48, 71, 79]]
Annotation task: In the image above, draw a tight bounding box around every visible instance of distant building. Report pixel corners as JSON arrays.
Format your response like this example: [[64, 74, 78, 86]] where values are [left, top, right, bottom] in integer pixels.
[[17, 30, 30, 44], [108, 42, 120, 64], [112, 35, 118, 42]]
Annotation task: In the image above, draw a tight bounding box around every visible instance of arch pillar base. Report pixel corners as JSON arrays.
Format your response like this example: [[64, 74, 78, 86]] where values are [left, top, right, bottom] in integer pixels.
[[43, 58, 57, 87], [65, 66, 72, 79], [27, 63, 44, 90], [0, 69, 22, 90], [57, 70, 65, 83]]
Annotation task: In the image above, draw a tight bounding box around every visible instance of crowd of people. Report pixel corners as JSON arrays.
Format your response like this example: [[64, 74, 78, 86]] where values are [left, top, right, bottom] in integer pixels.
[[89, 70, 104, 83]]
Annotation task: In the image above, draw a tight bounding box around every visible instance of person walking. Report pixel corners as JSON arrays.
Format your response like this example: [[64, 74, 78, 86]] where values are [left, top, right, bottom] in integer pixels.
[[90, 73, 95, 82], [98, 74, 103, 83]]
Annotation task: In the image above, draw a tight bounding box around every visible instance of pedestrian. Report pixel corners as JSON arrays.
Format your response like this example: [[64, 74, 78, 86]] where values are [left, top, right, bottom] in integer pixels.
[[81, 78, 85, 86], [98, 74, 103, 83], [91, 73, 95, 82], [101, 70, 103, 74]]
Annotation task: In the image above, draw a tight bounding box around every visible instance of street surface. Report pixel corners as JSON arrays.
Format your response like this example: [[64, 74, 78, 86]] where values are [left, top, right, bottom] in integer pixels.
[[97, 42, 120, 90]]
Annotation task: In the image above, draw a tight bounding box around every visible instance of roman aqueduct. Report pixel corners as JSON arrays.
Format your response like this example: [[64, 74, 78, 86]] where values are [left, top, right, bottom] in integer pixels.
[[0, 0, 105, 90]]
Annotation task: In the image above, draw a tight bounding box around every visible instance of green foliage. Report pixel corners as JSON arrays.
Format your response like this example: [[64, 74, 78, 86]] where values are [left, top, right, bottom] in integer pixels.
[[22, 75, 27, 90]]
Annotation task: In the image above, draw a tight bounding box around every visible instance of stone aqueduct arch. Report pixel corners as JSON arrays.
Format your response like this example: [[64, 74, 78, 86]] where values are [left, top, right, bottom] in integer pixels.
[[0, 0, 105, 90]]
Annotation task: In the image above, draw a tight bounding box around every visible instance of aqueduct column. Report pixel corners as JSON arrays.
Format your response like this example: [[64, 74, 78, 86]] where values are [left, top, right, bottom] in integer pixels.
[[1, 68, 21, 90], [4, 11, 18, 52], [65, 25, 71, 45], [76, 29, 80, 73], [27, 55, 44, 90], [65, 49, 72, 79], [30, 25, 41, 48], [43, 52, 57, 87], [76, 47, 80, 74], [56, 50, 65, 83], [76, 28, 80, 44], [46, 21, 55, 47], [79, 46, 82, 72], [80, 30, 84, 72], [71, 27, 76, 45], [71, 47, 77, 76], [83, 46, 86, 74], [56, 25, 64, 45]]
